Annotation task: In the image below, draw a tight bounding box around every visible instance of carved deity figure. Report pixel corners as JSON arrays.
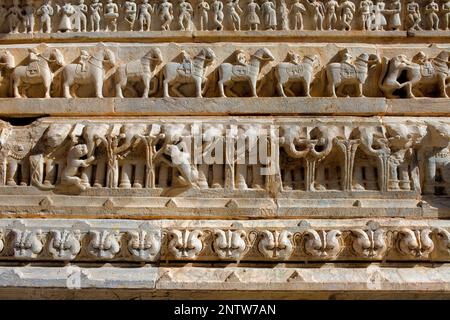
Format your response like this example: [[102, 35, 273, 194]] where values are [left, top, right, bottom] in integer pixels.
[[324, 0, 338, 30], [158, 0, 173, 30], [360, 0, 373, 31], [56, 2, 76, 32], [178, 0, 193, 31], [261, 0, 277, 30], [7, 0, 22, 33], [291, 0, 306, 30], [197, 0, 210, 30], [124, 0, 138, 31], [340, 0, 355, 30], [22, 0, 35, 33], [138, 0, 153, 31], [406, 0, 422, 31], [74, 0, 88, 32], [226, 0, 243, 31], [443, 0, 450, 30], [90, 0, 103, 32], [212, 0, 224, 30], [307, 0, 325, 30], [104, 0, 119, 32], [372, 0, 387, 30], [37, 0, 54, 33], [244, 0, 260, 30], [425, 0, 439, 30], [387, 0, 401, 30]]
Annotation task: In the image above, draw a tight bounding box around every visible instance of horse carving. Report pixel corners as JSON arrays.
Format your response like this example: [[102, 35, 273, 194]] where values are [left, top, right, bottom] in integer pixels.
[[162, 48, 216, 98], [275, 53, 319, 97], [62, 48, 116, 98], [11, 48, 65, 98], [379, 51, 450, 98], [115, 48, 163, 98], [322, 53, 379, 97], [218, 48, 275, 97]]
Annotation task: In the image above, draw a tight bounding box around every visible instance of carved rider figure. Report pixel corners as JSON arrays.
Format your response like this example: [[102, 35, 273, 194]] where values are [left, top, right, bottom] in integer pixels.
[[287, 51, 301, 65], [27, 48, 40, 75], [180, 50, 192, 73], [79, 50, 90, 72], [235, 49, 248, 66]]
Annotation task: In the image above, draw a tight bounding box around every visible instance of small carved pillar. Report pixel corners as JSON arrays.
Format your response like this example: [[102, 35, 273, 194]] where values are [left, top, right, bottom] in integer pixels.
[[334, 138, 360, 191]]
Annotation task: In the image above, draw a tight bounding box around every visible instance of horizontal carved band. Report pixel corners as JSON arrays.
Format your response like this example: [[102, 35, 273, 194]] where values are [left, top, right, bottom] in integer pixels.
[[1, 43, 450, 99], [1, 218, 450, 262]]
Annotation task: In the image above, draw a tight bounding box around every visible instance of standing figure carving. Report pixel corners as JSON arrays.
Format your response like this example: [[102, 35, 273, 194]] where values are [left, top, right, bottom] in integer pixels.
[[62, 48, 116, 98], [212, 0, 224, 30], [443, 0, 450, 30], [324, 0, 338, 30], [307, 0, 325, 30], [124, 0, 137, 31], [226, 0, 243, 31], [74, 0, 88, 32], [197, 0, 210, 30], [139, 0, 153, 31], [90, 0, 103, 32], [56, 2, 76, 32], [261, 0, 276, 30], [22, 0, 35, 34], [406, 0, 422, 31], [178, 0, 193, 31], [37, 0, 54, 33], [162, 48, 216, 97], [340, 0, 355, 30], [372, 0, 387, 31], [218, 48, 274, 97], [425, 0, 440, 30], [158, 0, 173, 30], [244, 0, 260, 31], [115, 48, 163, 98], [7, 0, 22, 34], [360, 0, 373, 31], [11, 47, 65, 98], [291, 0, 306, 30], [104, 0, 119, 32], [279, 0, 289, 30]]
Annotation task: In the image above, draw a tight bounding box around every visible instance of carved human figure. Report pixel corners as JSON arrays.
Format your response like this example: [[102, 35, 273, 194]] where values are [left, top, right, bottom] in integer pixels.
[[124, 0, 137, 31], [372, 0, 387, 30], [90, 0, 103, 32], [387, 0, 401, 30], [226, 0, 243, 31], [443, 0, 450, 30], [37, 0, 54, 33], [138, 0, 153, 31], [307, 0, 324, 30], [104, 0, 119, 32], [212, 0, 224, 30], [406, 0, 422, 31], [178, 0, 193, 31], [324, 0, 338, 30], [158, 0, 173, 30], [291, 0, 306, 30], [340, 0, 355, 30], [197, 0, 210, 30], [74, 0, 88, 32], [19, 1, 35, 33], [56, 2, 76, 32], [244, 0, 260, 31], [425, 0, 439, 30], [360, 0, 373, 31], [261, 0, 276, 30], [279, 0, 289, 30], [61, 144, 95, 191], [7, 0, 22, 33]]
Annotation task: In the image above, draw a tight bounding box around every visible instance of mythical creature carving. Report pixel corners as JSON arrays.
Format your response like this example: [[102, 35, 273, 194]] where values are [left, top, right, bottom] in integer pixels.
[[162, 48, 216, 98], [351, 225, 387, 258], [258, 230, 293, 260], [168, 229, 204, 259], [397, 228, 434, 258], [12, 47, 64, 98], [62, 48, 116, 98], [115, 48, 163, 98], [213, 229, 247, 259], [434, 228, 450, 255], [218, 48, 274, 97], [48, 229, 82, 260], [87, 230, 121, 259], [302, 229, 342, 258], [275, 52, 320, 97]]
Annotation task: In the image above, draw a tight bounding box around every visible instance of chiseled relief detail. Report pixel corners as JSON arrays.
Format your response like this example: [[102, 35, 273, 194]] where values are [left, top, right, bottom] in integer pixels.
[[48, 229, 82, 260], [127, 227, 161, 261], [11, 229, 44, 259], [258, 230, 293, 259], [168, 229, 204, 259], [302, 229, 342, 258], [396, 228, 435, 258], [87, 230, 121, 259], [351, 222, 387, 259], [213, 229, 247, 259], [434, 228, 450, 255]]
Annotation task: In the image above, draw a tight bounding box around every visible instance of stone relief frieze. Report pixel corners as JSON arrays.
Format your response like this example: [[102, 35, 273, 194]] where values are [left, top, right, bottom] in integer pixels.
[[2, 0, 450, 33]]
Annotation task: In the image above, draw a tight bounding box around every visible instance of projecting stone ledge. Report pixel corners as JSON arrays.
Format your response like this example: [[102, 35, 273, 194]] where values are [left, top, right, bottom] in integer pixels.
[[0, 264, 449, 299], [0, 97, 448, 117]]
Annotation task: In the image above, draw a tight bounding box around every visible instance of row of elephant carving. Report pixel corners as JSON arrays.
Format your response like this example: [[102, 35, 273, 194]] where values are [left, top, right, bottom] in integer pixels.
[[3, 221, 450, 261], [1, 46, 450, 98], [0, 120, 450, 195]]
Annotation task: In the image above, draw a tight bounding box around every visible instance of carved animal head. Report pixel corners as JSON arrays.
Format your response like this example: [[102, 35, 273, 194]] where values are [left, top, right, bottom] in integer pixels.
[[69, 144, 89, 159], [143, 48, 163, 64], [0, 50, 14, 69], [252, 48, 275, 62], [44, 124, 74, 148], [197, 48, 216, 65], [385, 123, 426, 148], [426, 121, 450, 147]]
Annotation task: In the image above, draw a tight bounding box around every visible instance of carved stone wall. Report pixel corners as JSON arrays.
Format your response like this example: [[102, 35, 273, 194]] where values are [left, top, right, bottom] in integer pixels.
[[0, 0, 450, 299]]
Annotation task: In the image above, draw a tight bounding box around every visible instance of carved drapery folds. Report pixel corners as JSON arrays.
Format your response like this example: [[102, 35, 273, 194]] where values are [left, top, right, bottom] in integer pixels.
[[1, 118, 450, 197]]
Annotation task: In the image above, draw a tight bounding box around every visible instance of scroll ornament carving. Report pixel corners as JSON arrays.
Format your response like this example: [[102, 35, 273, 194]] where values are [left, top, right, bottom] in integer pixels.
[[11, 229, 44, 259], [168, 229, 204, 259], [213, 229, 247, 260], [351, 226, 387, 258], [258, 230, 293, 260], [87, 230, 121, 259], [48, 229, 82, 260], [397, 228, 435, 258], [302, 229, 342, 258], [127, 229, 161, 261]]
